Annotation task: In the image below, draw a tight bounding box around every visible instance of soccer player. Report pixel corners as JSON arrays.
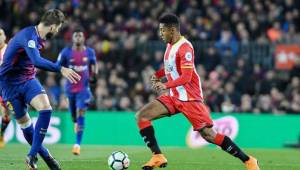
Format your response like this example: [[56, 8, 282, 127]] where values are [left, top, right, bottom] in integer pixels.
[[135, 13, 260, 170], [0, 9, 81, 170], [57, 28, 97, 155], [0, 28, 11, 148]]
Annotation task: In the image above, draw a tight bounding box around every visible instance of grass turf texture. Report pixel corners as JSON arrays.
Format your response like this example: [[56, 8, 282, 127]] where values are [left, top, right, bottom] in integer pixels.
[[0, 144, 299, 170]]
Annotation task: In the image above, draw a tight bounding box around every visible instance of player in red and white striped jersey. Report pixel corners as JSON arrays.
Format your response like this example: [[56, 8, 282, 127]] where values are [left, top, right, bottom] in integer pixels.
[[0, 28, 11, 148], [135, 13, 260, 170]]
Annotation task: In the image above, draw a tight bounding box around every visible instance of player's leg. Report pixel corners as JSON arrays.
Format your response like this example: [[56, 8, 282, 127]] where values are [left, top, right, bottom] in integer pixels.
[[182, 102, 259, 170], [24, 79, 61, 169], [67, 94, 77, 132], [136, 96, 176, 169], [5, 96, 49, 169], [72, 91, 90, 155], [0, 102, 10, 148], [72, 108, 85, 155], [28, 93, 52, 155], [199, 127, 260, 170], [17, 113, 60, 170]]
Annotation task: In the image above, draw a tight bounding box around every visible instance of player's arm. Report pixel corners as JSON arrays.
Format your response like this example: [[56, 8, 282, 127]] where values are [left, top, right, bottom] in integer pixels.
[[151, 67, 165, 86], [24, 39, 61, 72], [88, 48, 98, 84], [56, 48, 67, 67], [163, 68, 193, 88], [154, 67, 165, 79], [155, 45, 194, 90], [24, 40, 80, 83]]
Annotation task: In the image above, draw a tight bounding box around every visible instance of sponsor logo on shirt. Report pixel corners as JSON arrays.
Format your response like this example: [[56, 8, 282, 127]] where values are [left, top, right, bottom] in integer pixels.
[[164, 61, 173, 73], [69, 65, 88, 72]]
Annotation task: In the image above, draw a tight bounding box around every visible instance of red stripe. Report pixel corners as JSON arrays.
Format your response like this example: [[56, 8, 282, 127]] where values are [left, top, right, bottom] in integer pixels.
[[214, 133, 225, 146], [138, 121, 152, 130]]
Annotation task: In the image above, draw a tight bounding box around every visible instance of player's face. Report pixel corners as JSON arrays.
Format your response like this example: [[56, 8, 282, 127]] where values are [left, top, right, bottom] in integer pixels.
[[0, 29, 6, 45], [46, 23, 62, 39], [159, 23, 173, 43], [72, 32, 85, 46]]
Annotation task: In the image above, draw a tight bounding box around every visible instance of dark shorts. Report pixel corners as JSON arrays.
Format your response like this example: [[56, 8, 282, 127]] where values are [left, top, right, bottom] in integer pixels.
[[67, 90, 92, 114], [157, 95, 213, 131], [0, 78, 45, 119]]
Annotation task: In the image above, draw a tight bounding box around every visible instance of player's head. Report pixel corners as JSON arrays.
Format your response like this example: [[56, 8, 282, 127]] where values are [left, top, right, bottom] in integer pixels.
[[39, 9, 65, 39], [158, 13, 180, 43], [0, 28, 6, 46], [72, 27, 85, 46]]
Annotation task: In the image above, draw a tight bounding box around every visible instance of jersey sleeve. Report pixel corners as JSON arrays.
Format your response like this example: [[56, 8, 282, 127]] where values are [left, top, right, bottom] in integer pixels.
[[154, 67, 165, 78], [178, 43, 194, 69], [56, 48, 68, 67], [22, 37, 61, 72], [88, 48, 97, 64]]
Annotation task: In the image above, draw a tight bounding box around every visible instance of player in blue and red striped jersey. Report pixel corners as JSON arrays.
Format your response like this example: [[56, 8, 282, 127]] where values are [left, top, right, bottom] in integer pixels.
[[57, 28, 97, 155], [0, 9, 81, 170]]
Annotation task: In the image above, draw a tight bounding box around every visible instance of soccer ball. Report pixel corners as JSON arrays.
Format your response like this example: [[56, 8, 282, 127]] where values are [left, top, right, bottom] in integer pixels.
[[108, 151, 130, 170]]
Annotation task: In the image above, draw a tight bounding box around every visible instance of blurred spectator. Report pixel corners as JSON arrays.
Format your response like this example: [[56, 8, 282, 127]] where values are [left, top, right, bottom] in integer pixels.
[[0, 0, 299, 114]]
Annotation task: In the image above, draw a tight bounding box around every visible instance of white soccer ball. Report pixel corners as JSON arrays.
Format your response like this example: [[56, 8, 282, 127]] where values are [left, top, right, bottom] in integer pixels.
[[108, 151, 130, 170]]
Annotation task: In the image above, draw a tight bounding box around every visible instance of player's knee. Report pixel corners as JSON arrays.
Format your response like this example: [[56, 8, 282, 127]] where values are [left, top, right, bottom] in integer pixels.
[[78, 109, 85, 116], [17, 115, 32, 129], [199, 130, 215, 143], [37, 105, 52, 111], [135, 110, 148, 122]]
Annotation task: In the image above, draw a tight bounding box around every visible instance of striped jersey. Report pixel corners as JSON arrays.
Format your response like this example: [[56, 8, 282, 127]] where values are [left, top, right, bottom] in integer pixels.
[[163, 36, 203, 101]]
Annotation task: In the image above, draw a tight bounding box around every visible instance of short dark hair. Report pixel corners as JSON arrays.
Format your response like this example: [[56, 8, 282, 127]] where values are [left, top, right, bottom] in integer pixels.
[[73, 27, 85, 34], [159, 13, 180, 29], [40, 9, 65, 26]]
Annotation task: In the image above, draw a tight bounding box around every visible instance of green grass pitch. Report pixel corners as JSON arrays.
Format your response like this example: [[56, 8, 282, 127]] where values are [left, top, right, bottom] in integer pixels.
[[0, 144, 299, 170]]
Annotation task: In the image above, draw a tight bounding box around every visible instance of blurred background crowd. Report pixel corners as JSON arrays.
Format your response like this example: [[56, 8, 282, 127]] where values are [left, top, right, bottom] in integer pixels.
[[0, 0, 299, 114]]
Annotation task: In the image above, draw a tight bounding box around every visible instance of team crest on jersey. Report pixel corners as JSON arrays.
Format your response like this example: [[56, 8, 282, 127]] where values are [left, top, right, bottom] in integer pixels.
[[28, 40, 36, 48], [185, 52, 192, 61]]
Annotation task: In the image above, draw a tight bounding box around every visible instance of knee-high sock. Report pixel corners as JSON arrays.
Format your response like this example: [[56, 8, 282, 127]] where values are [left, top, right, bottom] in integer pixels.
[[22, 123, 49, 157], [138, 121, 162, 154], [28, 110, 51, 156], [214, 133, 249, 162], [76, 115, 85, 145]]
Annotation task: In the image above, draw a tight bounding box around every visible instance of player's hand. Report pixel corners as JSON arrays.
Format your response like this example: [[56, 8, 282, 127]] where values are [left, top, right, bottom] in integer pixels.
[[153, 82, 167, 92], [150, 74, 159, 82], [150, 74, 160, 87], [60, 67, 81, 84]]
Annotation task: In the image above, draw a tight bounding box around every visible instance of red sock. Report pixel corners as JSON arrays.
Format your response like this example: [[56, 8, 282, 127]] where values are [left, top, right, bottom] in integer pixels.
[[214, 133, 225, 146], [138, 121, 152, 130]]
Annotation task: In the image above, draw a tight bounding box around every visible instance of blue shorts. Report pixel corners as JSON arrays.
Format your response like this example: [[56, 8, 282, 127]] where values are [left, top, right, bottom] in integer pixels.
[[0, 78, 45, 119], [67, 90, 92, 114]]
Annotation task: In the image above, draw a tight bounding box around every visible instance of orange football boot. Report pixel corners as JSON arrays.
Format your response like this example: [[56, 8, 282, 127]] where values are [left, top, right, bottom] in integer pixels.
[[0, 135, 4, 148], [245, 156, 260, 170], [142, 154, 168, 170], [72, 144, 80, 155]]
